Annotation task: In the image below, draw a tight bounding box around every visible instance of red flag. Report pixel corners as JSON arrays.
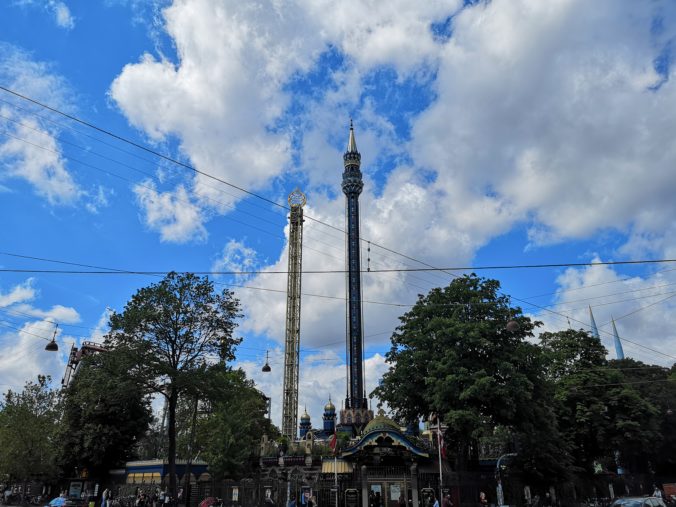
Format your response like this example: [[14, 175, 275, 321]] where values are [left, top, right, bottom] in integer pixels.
[[329, 430, 337, 453], [440, 432, 447, 460]]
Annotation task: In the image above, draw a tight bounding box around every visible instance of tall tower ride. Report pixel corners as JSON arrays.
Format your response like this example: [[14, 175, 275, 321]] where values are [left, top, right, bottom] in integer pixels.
[[340, 121, 373, 429], [282, 189, 306, 439]]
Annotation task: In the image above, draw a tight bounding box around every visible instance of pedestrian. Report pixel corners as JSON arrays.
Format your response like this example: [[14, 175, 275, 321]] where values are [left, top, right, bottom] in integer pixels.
[[102, 489, 110, 507], [398, 495, 407, 507], [442, 494, 453, 507], [432, 494, 439, 507], [287, 494, 296, 507], [654, 486, 663, 499], [479, 492, 488, 507]]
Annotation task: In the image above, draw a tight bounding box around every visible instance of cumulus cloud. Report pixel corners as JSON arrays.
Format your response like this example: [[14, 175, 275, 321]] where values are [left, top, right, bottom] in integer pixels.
[[529, 259, 676, 366], [134, 180, 207, 242], [0, 279, 80, 392], [0, 112, 81, 204], [212, 239, 259, 282], [0, 279, 36, 307], [111, 0, 676, 383], [0, 45, 89, 205], [238, 348, 388, 429]]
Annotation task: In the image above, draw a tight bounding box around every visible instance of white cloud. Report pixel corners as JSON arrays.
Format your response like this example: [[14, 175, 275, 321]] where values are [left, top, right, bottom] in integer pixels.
[[134, 180, 207, 242], [0, 279, 36, 307], [212, 239, 259, 282], [0, 46, 87, 206], [0, 279, 81, 393], [0, 112, 81, 204], [531, 259, 676, 367], [51, 1, 75, 29], [11, 1, 75, 30], [239, 349, 388, 430]]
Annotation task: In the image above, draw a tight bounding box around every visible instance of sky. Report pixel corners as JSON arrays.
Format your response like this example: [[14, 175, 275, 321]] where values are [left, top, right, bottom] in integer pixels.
[[1, 0, 676, 430]]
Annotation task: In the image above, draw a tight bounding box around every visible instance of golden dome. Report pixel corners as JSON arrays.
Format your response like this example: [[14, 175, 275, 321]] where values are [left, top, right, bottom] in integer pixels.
[[363, 414, 401, 435]]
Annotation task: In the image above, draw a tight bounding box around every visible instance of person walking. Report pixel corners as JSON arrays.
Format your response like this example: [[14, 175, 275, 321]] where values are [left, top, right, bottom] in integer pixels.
[[442, 493, 453, 507]]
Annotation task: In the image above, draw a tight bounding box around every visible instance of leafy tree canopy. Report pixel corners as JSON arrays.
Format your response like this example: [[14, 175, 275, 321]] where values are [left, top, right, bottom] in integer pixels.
[[57, 347, 153, 477], [0, 376, 59, 483], [373, 275, 570, 480], [105, 272, 242, 497]]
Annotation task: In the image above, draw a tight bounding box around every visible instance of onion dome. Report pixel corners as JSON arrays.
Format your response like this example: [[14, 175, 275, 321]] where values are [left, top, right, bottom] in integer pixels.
[[363, 413, 401, 435], [324, 396, 335, 412], [301, 407, 311, 422]]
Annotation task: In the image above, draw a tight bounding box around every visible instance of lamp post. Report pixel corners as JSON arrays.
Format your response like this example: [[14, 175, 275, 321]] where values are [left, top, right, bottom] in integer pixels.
[[496, 453, 516, 507], [45, 324, 59, 352]]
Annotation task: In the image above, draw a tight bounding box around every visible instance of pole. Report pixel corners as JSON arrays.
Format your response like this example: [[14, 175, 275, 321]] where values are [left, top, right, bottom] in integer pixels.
[[496, 453, 516, 507], [437, 417, 443, 504], [335, 454, 339, 507]]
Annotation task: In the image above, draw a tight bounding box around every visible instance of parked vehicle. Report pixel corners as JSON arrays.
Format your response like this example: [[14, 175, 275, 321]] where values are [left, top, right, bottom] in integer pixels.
[[610, 497, 667, 507]]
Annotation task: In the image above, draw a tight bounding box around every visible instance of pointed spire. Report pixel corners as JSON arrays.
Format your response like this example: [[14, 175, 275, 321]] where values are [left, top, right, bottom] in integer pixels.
[[611, 317, 625, 360], [346, 118, 358, 154], [589, 306, 600, 339]]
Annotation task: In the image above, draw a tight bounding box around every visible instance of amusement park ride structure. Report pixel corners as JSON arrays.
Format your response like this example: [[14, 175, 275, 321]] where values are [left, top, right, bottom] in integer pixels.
[[281, 189, 306, 439]]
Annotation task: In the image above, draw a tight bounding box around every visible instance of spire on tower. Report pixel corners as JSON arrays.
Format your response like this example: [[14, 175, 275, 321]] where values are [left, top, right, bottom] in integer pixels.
[[589, 306, 600, 339], [611, 317, 625, 360], [346, 119, 358, 154]]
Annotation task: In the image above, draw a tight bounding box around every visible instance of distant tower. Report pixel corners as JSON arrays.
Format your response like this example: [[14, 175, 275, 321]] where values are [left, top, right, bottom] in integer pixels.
[[340, 121, 373, 431], [611, 317, 625, 360], [323, 396, 336, 433], [282, 189, 306, 439], [299, 407, 312, 438]]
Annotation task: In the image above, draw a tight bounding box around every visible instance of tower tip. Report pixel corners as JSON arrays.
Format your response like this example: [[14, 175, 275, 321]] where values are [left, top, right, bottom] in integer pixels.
[[346, 120, 358, 154]]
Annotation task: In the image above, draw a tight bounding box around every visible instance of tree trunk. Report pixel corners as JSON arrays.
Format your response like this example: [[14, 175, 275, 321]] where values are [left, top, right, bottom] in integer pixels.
[[168, 388, 178, 503]]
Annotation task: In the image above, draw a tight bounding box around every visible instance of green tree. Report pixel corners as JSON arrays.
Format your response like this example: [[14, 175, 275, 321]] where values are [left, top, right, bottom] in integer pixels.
[[106, 272, 242, 498], [374, 275, 569, 481], [0, 376, 58, 487], [540, 330, 662, 473], [195, 367, 277, 479], [57, 347, 152, 477]]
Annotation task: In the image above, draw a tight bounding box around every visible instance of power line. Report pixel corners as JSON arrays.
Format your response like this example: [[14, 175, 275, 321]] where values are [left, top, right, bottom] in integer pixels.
[[2, 257, 675, 276]]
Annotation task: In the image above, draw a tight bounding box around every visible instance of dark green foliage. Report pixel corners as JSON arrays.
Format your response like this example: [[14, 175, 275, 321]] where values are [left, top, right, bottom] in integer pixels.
[[374, 275, 571, 481], [57, 349, 152, 477], [105, 272, 242, 497], [541, 330, 662, 474], [0, 376, 59, 483], [195, 367, 278, 479]]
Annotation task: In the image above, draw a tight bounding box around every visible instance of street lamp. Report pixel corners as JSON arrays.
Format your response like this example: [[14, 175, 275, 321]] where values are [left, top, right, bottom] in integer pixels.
[[45, 324, 59, 352], [262, 350, 271, 372], [496, 453, 517, 507]]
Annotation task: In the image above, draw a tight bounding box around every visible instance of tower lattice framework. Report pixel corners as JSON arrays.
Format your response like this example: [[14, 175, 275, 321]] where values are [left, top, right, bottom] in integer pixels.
[[282, 189, 306, 439]]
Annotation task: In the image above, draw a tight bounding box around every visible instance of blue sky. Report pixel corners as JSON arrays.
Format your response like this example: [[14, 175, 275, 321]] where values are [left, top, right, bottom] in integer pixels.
[[1, 0, 676, 428]]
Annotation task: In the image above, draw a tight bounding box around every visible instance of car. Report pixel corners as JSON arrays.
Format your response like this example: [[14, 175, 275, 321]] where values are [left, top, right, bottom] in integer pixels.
[[610, 497, 667, 507]]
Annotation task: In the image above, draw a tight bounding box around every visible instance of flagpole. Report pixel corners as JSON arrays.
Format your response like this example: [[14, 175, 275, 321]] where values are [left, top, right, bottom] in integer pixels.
[[437, 417, 443, 503], [334, 453, 338, 507]]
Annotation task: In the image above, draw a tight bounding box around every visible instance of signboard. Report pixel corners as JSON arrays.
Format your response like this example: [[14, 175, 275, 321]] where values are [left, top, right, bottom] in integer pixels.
[[390, 485, 401, 501], [69, 482, 83, 498], [345, 489, 359, 507]]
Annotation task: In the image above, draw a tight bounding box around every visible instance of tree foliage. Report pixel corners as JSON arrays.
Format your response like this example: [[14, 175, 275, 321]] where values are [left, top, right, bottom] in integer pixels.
[[105, 272, 242, 497], [57, 348, 152, 477], [194, 367, 278, 479], [374, 275, 570, 480], [0, 376, 59, 483], [541, 330, 662, 473]]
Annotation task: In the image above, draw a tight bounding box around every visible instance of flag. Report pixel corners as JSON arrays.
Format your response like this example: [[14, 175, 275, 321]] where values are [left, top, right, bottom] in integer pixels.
[[329, 430, 337, 453], [440, 432, 447, 460]]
